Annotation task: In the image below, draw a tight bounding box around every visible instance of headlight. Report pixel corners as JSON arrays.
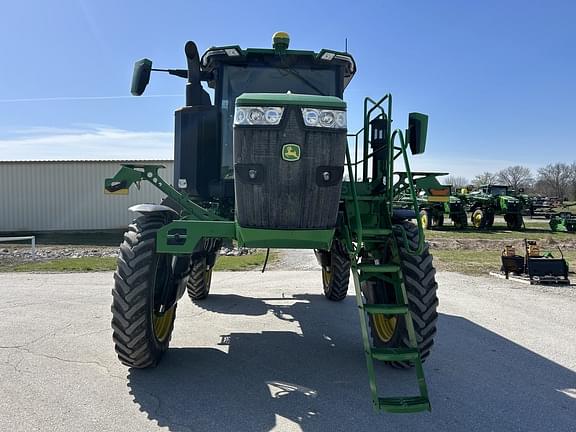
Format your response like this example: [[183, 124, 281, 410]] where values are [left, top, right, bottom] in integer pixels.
[[234, 106, 284, 126], [302, 108, 346, 129]]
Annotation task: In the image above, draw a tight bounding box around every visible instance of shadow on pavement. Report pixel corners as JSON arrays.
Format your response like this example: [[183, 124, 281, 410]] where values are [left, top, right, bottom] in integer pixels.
[[127, 294, 575, 431]]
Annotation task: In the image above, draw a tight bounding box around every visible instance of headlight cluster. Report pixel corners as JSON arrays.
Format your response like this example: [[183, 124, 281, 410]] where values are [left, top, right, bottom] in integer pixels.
[[302, 108, 346, 129], [234, 106, 284, 126], [234, 106, 347, 129]]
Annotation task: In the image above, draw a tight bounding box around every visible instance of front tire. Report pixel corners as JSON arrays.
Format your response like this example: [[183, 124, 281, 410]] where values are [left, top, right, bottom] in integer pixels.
[[471, 208, 487, 228], [420, 209, 432, 229], [505, 213, 523, 230], [453, 213, 468, 229], [363, 222, 438, 368], [435, 213, 444, 227], [111, 213, 185, 368]]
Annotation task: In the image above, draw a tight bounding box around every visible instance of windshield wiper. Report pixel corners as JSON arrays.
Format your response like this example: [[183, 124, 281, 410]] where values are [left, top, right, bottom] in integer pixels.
[[283, 67, 326, 96]]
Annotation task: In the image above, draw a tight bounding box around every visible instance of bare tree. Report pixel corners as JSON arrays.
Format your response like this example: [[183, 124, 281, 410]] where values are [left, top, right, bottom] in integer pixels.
[[536, 163, 572, 199], [443, 175, 469, 190], [497, 165, 533, 191], [472, 172, 498, 187]]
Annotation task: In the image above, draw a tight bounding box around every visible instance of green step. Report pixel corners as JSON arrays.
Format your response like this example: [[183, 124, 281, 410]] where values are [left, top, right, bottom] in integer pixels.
[[361, 228, 392, 237], [363, 303, 409, 315], [358, 263, 400, 273], [377, 396, 430, 413], [371, 347, 419, 362]]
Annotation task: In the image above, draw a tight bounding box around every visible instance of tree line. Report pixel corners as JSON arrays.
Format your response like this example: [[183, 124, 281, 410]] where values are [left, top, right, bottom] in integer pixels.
[[444, 162, 576, 200]]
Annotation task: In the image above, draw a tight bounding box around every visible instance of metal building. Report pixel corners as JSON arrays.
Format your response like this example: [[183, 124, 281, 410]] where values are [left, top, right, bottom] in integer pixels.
[[0, 160, 174, 232]]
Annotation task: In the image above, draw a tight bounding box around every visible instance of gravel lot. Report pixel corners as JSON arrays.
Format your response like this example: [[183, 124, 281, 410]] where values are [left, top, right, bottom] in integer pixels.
[[0, 266, 574, 431]]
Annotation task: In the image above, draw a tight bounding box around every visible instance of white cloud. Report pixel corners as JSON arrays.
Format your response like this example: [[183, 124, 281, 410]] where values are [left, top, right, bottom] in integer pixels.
[[0, 126, 173, 160]]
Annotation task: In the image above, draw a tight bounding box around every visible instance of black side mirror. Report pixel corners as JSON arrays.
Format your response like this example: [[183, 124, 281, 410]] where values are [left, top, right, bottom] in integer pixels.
[[131, 58, 152, 96], [408, 112, 428, 155]]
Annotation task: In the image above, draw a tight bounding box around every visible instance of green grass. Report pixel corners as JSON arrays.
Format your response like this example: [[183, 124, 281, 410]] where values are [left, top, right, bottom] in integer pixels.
[[214, 250, 276, 271], [0, 257, 118, 272], [0, 250, 276, 273], [432, 249, 576, 276]]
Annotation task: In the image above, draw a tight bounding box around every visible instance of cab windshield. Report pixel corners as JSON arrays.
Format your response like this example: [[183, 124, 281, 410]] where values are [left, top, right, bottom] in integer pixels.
[[488, 186, 508, 196], [219, 65, 339, 177]]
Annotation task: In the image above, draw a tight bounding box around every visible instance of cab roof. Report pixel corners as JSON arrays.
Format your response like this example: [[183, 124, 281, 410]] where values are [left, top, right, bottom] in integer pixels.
[[200, 45, 357, 89]]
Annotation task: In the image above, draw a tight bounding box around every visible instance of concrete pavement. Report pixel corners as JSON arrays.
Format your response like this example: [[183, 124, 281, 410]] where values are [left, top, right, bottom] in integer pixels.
[[0, 270, 575, 431]]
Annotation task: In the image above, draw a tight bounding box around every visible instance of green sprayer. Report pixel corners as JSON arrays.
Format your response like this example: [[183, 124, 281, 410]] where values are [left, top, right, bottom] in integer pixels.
[[105, 33, 438, 413]]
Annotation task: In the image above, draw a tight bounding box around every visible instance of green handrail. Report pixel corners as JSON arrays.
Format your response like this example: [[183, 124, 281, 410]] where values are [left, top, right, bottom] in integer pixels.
[[362, 95, 388, 181]]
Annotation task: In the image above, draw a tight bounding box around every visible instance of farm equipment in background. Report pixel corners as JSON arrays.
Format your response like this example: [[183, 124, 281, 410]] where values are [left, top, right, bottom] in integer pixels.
[[530, 196, 561, 219], [499, 241, 570, 285], [105, 33, 438, 413], [394, 173, 467, 229], [465, 185, 525, 230], [549, 212, 576, 232]]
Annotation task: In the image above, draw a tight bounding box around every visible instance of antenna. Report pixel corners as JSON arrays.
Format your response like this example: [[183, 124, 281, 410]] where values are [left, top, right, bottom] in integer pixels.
[[345, 37, 348, 53]]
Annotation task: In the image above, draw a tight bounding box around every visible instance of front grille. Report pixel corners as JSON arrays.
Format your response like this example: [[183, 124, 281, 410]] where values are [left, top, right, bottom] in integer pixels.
[[233, 108, 346, 229]]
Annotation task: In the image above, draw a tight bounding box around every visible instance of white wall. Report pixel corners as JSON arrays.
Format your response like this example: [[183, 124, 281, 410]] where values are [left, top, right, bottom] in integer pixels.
[[0, 161, 174, 232]]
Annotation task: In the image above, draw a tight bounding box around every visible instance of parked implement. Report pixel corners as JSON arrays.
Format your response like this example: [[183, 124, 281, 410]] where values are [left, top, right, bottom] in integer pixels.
[[550, 212, 576, 232], [396, 173, 467, 229], [499, 241, 570, 285], [106, 33, 438, 413], [465, 185, 524, 230]]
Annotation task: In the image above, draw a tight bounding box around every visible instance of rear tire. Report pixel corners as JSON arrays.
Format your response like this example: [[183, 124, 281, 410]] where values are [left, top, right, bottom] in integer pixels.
[[363, 221, 438, 368], [318, 240, 350, 301], [187, 253, 216, 301], [111, 213, 185, 368]]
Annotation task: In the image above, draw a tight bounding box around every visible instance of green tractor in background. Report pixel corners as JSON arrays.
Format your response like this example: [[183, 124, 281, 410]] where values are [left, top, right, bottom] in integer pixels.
[[105, 33, 438, 413], [465, 184, 525, 230]]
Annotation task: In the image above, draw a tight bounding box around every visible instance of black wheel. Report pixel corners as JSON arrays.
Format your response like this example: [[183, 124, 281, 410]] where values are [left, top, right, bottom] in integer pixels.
[[419, 209, 432, 229], [111, 213, 188, 368], [363, 221, 438, 368], [453, 213, 467, 229], [187, 253, 217, 301], [316, 240, 350, 301], [485, 211, 495, 228], [435, 213, 445, 227], [505, 214, 523, 230]]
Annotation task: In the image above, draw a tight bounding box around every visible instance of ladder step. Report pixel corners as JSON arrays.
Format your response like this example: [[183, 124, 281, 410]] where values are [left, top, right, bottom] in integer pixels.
[[377, 396, 430, 413], [371, 347, 419, 362], [358, 263, 400, 273], [364, 303, 409, 315], [361, 228, 393, 237]]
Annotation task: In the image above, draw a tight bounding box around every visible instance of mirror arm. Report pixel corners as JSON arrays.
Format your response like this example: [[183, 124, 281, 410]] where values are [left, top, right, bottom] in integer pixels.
[[149, 69, 212, 81], [151, 68, 188, 79]]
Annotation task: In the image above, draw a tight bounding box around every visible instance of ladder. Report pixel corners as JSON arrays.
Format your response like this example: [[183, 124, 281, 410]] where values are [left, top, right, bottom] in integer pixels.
[[349, 227, 431, 413], [342, 94, 431, 412]]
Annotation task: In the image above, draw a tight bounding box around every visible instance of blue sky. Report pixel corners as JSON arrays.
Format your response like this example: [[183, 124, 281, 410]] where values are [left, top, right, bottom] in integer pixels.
[[0, 0, 574, 178]]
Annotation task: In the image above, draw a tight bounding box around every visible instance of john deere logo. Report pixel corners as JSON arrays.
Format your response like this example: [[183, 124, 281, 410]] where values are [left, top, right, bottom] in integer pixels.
[[282, 144, 301, 161]]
